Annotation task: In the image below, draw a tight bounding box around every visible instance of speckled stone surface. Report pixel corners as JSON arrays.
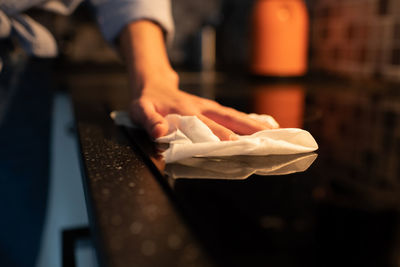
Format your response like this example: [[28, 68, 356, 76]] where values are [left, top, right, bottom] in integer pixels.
[[70, 71, 213, 267]]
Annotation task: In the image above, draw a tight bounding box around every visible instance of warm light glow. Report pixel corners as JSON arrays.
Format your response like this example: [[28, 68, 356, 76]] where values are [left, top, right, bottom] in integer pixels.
[[253, 84, 305, 128], [250, 0, 309, 76]]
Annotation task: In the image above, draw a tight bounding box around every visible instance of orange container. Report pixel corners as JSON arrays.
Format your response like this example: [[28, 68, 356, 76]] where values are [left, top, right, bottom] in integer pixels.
[[250, 0, 309, 76]]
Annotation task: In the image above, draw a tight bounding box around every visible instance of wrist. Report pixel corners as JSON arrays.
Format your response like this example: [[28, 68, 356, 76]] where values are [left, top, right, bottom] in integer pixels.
[[133, 66, 179, 96], [119, 20, 177, 96]]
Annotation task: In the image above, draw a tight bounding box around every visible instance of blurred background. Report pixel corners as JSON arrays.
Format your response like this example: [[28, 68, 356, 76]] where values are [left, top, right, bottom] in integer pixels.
[[35, 0, 400, 81], [3, 0, 400, 267]]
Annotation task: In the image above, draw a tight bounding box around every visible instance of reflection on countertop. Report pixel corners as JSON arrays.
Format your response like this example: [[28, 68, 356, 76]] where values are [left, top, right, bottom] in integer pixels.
[[165, 153, 317, 180]]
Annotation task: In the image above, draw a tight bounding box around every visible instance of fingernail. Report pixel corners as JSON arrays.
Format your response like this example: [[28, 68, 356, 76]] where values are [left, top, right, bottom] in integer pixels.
[[229, 133, 239, 141], [150, 123, 163, 139], [266, 117, 280, 129]]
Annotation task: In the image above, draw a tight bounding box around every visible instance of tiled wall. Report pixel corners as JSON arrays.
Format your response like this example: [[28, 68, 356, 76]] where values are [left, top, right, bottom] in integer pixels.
[[311, 0, 400, 81]]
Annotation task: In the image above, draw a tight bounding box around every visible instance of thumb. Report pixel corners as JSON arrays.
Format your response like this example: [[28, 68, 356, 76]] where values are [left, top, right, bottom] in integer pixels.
[[130, 99, 169, 139]]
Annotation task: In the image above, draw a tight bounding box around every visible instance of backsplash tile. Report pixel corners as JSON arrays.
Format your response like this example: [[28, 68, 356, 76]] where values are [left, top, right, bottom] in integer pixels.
[[311, 0, 400, 82]]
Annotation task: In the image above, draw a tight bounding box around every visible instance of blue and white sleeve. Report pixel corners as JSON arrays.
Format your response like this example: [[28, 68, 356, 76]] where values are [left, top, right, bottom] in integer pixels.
[[89, 0, 174, 43]]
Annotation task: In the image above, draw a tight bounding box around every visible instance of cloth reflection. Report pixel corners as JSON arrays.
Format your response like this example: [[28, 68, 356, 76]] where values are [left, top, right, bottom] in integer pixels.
[[165, 152, 317, 180]]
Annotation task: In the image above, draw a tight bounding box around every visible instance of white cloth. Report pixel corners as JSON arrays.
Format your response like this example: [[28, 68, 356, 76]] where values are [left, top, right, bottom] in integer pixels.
[[111, 111, 318, 163]]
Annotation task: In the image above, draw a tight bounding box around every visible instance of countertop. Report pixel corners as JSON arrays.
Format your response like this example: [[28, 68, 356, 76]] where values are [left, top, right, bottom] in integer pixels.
[[68, 70, 400, 267]]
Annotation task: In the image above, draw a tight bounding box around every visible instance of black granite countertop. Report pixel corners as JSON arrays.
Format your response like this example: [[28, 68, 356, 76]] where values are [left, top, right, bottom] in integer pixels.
[[69, 71, 400, 267]]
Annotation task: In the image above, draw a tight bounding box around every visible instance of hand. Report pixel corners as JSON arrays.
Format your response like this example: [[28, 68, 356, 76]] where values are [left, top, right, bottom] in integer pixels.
[[120, 21, 276, 141], [130, 71, 276, 140]]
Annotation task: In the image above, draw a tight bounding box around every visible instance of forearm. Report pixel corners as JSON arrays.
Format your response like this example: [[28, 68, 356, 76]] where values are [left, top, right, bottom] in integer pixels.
[[119, 20, 178, 97], [118, 20, 275, 140]]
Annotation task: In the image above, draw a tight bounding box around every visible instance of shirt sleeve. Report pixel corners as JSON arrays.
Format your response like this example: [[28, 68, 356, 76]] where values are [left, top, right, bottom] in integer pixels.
[[88, 0, 174, 43]]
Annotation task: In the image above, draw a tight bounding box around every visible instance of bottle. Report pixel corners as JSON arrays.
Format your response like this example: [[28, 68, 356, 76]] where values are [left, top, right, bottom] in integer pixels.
[[250, 0, 309, 77]]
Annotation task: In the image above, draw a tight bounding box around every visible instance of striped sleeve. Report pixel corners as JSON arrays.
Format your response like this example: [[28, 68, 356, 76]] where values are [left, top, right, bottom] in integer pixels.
[[89, 0, 174, 43]]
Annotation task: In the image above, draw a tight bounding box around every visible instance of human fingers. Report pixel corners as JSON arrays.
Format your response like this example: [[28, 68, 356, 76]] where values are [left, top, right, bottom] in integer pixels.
[[130, 99, 169, 139], [197, 114, 238, 141], [203, 106, 276, 135]]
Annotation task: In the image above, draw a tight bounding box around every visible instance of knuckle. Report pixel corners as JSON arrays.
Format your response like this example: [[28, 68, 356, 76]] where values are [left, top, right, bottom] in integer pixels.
[[131, 98, 148, 111], [171, 71, 180, 86], [130, 99, 148, 121]]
